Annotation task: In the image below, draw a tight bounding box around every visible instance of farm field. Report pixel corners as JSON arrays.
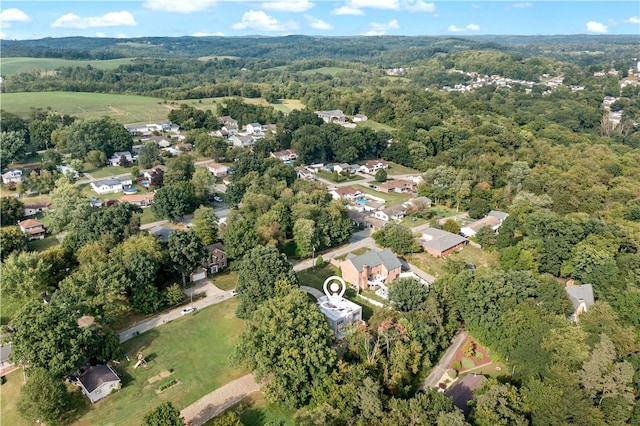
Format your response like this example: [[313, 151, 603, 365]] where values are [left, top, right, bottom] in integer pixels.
[[1, 92, 306, 122], [0, 57, 135, 76], [299, 66, 355, 76]]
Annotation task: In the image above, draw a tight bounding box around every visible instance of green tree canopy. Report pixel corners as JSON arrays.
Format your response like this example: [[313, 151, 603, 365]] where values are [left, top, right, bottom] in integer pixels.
[[17, 368, 73, 425], [142, 402, 184, 426], [0, 196, 24, 226], [388, 277, 430, 312], [372, 224, 420, 255], [167, 230, 208, 286]]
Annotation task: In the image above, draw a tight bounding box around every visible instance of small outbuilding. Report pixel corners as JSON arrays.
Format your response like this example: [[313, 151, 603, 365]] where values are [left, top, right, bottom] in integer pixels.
[[78, 365, 121, 403]]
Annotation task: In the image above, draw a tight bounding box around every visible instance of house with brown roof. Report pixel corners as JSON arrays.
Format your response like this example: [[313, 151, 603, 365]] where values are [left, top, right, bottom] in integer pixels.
[[377, 179, 417, 194], [119, 193, 155, 208], [341, 248, 402, 290], [347, 210, 386, 231], [18, 219, 46, 240], [460, 216, 501, 238], [421, 228, 467, 258], [77, 365, 121, 403], [205, 242, 227, 274], [295, 166, 315, 180], [24, 201, 51, 216], [329, 186, 363, 201], [206, 162, 229, 177]]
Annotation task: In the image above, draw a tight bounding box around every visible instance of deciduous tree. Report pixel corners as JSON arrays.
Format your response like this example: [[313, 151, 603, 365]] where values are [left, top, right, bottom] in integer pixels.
[[0, 196, 24, 226], [17, 368, 73, 425], [388, 278, 429, 312], [167, 230, 208, 286], [143, 402, 184, 426]]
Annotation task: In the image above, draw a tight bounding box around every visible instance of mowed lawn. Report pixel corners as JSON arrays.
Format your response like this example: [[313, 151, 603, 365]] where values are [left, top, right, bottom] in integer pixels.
[[69, 297, 247, 425], [407, 245, 500, 277], [1, 92, 306, 122], [0, 57, 135, 76]]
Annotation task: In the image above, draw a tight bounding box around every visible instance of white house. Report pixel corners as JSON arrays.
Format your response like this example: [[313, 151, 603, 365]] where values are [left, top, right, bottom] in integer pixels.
[[270, 149, 297, 162], [206, 161, 228, 177], [374, 205, 406, 222], [230, 134, 255, 148], [1, 168, 24, 184], [316, 110, 346, 124], [90, 177, 131, 194], [359, 160, 388, 174], [353, 114, 368, 122], [77, 365, 121, 403], [246, 123, 263, 134], [57, 165, 80, 179], [109, 151, 134, 166], [317, 295, 362, 337]]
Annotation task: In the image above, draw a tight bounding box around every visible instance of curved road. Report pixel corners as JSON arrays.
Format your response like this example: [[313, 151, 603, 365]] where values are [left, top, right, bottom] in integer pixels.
[[420, 330, 468, 389]]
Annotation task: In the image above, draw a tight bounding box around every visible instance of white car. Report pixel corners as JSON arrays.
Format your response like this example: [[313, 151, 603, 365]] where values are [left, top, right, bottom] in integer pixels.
[[180, 307, 196, 315], [230, 290, 237, 296], [213, 196, 223, 202]]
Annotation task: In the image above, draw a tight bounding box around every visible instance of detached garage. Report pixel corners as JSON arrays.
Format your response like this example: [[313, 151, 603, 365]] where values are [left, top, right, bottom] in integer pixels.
[[190, 269, 207, 282]]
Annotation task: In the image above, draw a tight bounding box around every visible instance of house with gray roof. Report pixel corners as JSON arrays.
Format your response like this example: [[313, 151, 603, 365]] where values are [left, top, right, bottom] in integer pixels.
[[341, 248, 402, 290], [316, 109, 346, 123], [90, 177, 132, 194], [77, 365, 121, 403], [421, 228, 467, 257], [566, 284, 594, 321]]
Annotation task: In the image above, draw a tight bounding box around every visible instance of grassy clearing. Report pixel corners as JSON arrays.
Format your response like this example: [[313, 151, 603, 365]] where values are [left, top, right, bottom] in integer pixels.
[[67, 298, 247, 426], [137, 208, 157, 225], [0, 370, 29, 426], [385, 161, 421, 176], [299, 67, 353, 76], [407, 245, 500, 277], [353, 184, 412, 205], [27, 235, 59, 252], [356, 120, 397, 132], [212, 271, 238, 291], [235, 392, 295, 426], [0, 57, 135, 76], [85, 165, 136, 179], [316, 170, 364, 183]]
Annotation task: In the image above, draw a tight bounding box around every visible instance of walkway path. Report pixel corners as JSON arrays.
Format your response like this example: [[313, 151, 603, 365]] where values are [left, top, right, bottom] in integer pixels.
[[180, 374, 262, 426], [300, 285, 324, 300], [420, 330, 468, 389]]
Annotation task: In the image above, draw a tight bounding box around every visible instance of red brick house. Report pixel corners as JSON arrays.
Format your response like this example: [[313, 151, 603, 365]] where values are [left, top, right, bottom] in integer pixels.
[[205, 242, 227, 274], [421, 228, 467, 258], [340, 248, 402, 290]]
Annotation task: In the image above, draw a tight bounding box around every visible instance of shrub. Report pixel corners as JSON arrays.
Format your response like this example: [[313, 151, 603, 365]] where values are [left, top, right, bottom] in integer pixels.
[[159, 379, 177, 391], [447, 369, 458, 379], [476, 351, 484, 360], [315, 255, 324, 268], [462, 341, 476, 357], [452, 361, 462, 371]]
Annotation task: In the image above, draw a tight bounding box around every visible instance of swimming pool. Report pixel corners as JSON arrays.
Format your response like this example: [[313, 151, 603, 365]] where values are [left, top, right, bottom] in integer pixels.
[[356, 199, 369, 205]]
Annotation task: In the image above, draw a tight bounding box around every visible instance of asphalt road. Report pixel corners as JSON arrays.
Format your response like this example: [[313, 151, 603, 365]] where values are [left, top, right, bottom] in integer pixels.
[[420, 330, 468, 389]]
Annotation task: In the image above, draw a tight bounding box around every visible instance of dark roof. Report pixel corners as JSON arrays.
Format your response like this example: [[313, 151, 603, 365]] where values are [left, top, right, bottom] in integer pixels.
[[445, 374, 487, 416], [78, 365, 120, 393], [345, 248, 402, 272], [566, 284, 595, 312], [206, 242, 226, 253], [421, 228, 467, 252], [150, 225, 175, 242]]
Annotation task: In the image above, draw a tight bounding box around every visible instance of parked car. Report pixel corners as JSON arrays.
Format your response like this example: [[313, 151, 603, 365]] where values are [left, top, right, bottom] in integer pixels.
[[230, 290, 237, 296], [180, 307, 196, 315], [213, 195, 223, 202]]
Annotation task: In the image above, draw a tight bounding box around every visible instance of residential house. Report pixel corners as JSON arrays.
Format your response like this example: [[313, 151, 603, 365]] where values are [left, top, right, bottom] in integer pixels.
[[317, 294, 362, 337], [205, 242, 227, 274], [459, 216, 501, 238], [18, 218, 46, 240], [359, 159, 388, 174], [77, 365, 121, 403], [295, 166, 315, 180], [566, 284, 594, 321], [177, 143, 193, 152], [334, 163, 360, 174], [487, 210, 509, 222], [421, 228, 467, 258], [90, 177, 132, 195], [109, 151, 134, 167], [445, 374, 487, 417], [374, 205, 406, 222], [230, 134, 255, 148], [149, 225, 174, 242], [161, 147, 182, 156], [329, 186, 363, 201], [341, 248, 402, 290], [125, 124, 151, 137], [347, 210, 386, 230], [147, 136, 172, 148], [221, 124, 238, 135], [377, 179, 417, 194], [218, 116, 238, 128], [353, 114, 368, 122], [1, 168, 24, 184], [57, 165, 80, 179], [316, 110, 346, 124], [24, 201, 51, 216], [403, 196, 432, 209], [142, 165, 166, 182], [190, 268, 207, 282], [270, 149, 297, 162], [245, 123, 263, 135], [118, 193, 155, 207], [206, 162, 229, 177]]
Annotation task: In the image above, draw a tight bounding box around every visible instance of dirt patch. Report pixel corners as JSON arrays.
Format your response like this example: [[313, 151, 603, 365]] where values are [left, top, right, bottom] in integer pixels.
[[147, 370, 172, 384], [448, 336, 491, 373]]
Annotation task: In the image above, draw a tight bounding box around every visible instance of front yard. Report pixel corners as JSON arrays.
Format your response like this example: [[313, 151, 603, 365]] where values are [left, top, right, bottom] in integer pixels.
[[1, 298, 248, 426]]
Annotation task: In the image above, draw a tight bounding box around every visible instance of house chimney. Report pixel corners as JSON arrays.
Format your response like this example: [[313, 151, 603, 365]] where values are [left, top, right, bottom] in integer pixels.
[[362, 264, 370, 289]]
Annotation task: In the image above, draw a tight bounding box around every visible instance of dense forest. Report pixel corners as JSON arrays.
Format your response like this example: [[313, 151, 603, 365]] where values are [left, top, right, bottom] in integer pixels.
[[1, 35, 640, 425]]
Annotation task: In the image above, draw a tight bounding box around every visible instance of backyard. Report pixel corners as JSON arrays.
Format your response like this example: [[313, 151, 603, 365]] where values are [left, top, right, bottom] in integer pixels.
[[0, 298, 248, 425], [354, 184, 413, 205], [407, 246, 500, 277], [316, 170, 365, 183]]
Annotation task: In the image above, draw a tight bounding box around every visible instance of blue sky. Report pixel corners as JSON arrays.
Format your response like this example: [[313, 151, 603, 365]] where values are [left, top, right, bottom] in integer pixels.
[[0, 1, 638, 40]]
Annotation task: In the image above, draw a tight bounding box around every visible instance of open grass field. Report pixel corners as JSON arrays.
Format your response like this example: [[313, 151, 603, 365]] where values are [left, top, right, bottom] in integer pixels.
[[299, 67, 354, 76], [235, 392, 295, 426], [69, 298, 247, 425], [212, 271, 239, 291], [0, 370, 28, 426], [407, 245, 500, 277], [0, 57, 135, 76], [385, 161, 421, 176], [316, 170, 365, 183], [356, 119, 397, 132]]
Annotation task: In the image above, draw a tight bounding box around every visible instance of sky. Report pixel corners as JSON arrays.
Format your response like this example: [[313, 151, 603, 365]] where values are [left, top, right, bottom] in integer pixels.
[[0, 1, 638, 40]]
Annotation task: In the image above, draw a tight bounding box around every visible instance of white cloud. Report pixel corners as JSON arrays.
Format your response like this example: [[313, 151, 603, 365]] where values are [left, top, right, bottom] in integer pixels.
[[472, 4, 481, 9], [448, 23, 480, 33], [305, 15, 332, 30], [143, 0, 217, 13], [261, 0, 314, 13], [624, 16, 640, 24], [331, 0, 434, 15], [512, 2, 532, 8], [232, 10, 299, 31], [362, 19, 400, 35], [586, 21, 608, 33], [331, 6, 364, 15], [51, 11, 137, 29], [0, 8, 31, 27], [0, 31, 6, 39], [192, 31, 225, 36]]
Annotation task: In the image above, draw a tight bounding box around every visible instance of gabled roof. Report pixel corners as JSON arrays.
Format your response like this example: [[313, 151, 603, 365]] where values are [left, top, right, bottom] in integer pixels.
[[380, 205, 406, 216], [18, 219, 44, 228], [464, 216, 501, 233], [566, 284, 594, 312], [334, 186, 360, 196], [119, 193, 154, 203], [93, 178, 122, 187], [206, 242, 226, 254], [379, 179, 415, 190], [345, 248, 402, 272], [79, 365, 120, 393], [445, 374, 487, 416], [487, 210, 509, 221], [24, 201, 51, 209], [421, 228, 467, 252]]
